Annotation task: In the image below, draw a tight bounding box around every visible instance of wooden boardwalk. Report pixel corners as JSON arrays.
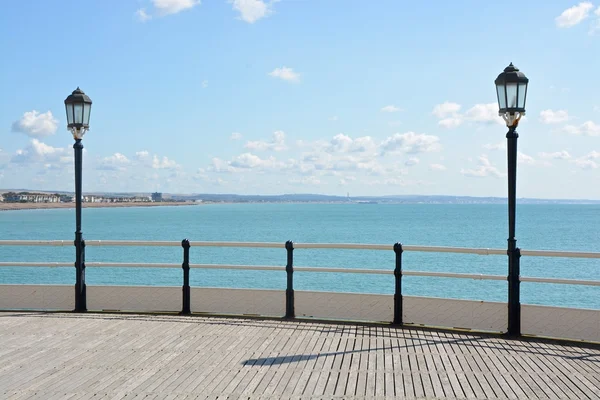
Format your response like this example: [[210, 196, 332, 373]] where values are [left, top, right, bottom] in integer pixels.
[[1, 312, 599, 399]]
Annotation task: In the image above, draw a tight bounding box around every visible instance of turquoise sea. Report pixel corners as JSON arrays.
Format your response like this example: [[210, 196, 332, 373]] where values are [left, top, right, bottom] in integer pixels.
[[0, 203, 599, 309]]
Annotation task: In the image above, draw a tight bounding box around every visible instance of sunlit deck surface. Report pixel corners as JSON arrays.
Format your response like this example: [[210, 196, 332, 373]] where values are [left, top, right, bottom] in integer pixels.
[[1, 312, 599, 399]]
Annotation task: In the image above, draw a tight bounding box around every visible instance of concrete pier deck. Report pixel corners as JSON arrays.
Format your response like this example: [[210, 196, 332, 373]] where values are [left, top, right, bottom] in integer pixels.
[[1, 312, 599, 399]]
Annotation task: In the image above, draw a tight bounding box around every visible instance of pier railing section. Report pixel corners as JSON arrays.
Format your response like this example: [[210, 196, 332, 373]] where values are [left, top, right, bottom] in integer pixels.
[[0, 240, 598, 343]]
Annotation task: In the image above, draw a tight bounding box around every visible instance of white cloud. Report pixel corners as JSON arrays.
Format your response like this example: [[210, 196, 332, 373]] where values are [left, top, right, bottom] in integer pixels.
[[461, 155, 503, 178], [152, 155, 180, 169], [539, 151, 571, 160], [338, 176, 356, 185], [366, 178, 425, 187], [404, 157, 419, 166], [103, 153, 129, 164], [438, 117, 463, 128], [152, 0, 200, 16], [464, 103, 503, 125], [290, 176, 321, 185], [99, 153, 130, 171], [584, 150, 600, 159], [230, 153, 281, 169], [325, 134, 376, 154], [211, 153, 283, 173], [193, 132, 446, 189], [135, 151, 150, 160], [135, 8, 152, 21], [11, 139, 71, 165], [230, 132, 242, 140], [202, 80, 208, 88], [430, 163, 447, 171], [556, 2, 594, 28], [380, 132, 441, 154], [573, 150, 600, 169], [11, 110, 59, 138], [231, 0, 276, 23], [268, 67, 300, 82], [381, 105, 401, 113], [434, 102, 503, 128], [329, 116, 338, 121], [483, 141, 506, 151], [432, 102, 461, 118], [518, 152, 535, 165], [572, 159, 599, 169], [245, 130, 287, 151], [209, 157, 239, 173], [563, 121, 600, 136], [540, 109, 570, 124]]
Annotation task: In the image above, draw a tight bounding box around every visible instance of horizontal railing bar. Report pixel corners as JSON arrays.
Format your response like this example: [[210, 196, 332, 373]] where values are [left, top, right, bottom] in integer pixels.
[[403, 245, 507, 255], [87, 241, 285, 248], [85, 240, 181, 247], [190, 264, 284, 271], [403, 270, 507, 281], [294, 267, 393, 274], [520, 250, 600, 259], [0, 262, 73, 267], [294, 243, 392, 250], [87, 262, 180, 268], [1, 240, 598, 259], [0, 240, 73, 246], [520, 276, 600, 286], [188, 242, 284, 249]]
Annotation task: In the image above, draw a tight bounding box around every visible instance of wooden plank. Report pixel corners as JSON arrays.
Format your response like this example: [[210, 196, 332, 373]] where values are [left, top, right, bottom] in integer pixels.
[[420, 333, 448, 398], [390, 330, 405, 397], [339, 337, 356, 396], [524, 339, 599, 398]]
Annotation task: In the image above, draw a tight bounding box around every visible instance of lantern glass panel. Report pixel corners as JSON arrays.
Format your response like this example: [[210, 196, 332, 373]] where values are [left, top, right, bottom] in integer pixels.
[[74, 104, 83, 125], [496, 85, 506, 110], [66, 104, 74, 125], [506, 83, 518, 109], [518, 83, 527, 109], [83, 103, 91, 126]]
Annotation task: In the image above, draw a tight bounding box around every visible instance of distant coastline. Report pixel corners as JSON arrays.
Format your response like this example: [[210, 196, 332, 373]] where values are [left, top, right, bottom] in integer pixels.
[[0, 202, 197, 211]]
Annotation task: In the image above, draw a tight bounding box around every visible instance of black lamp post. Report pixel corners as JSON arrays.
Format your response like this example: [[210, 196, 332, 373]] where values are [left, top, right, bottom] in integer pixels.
[[495, 63, 528, 336], [64, 87, 92, 312]]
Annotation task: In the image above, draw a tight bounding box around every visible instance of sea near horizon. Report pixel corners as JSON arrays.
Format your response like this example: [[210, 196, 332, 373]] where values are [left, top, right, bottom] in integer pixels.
[[1, 203, 598, 309]]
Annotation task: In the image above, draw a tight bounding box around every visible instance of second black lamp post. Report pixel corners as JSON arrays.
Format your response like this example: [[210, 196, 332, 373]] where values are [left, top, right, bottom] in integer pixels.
[[64, 87, 92, 312], [495, 63, 529, 336]]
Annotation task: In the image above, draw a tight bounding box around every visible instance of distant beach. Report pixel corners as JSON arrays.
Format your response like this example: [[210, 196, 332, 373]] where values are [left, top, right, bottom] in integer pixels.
[[0, 202, 197, 211]]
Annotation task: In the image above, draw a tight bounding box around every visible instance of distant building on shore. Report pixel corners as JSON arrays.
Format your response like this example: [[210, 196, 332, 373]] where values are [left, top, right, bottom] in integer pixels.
[[151, 192, 163, 202], [0, 191, 156, 204], [83, 195, 151, 203], [2, 192, 64, 203]]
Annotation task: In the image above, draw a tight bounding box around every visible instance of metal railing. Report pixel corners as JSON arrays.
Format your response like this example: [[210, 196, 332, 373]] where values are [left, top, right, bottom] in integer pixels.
[[0, 239, 599, 334]]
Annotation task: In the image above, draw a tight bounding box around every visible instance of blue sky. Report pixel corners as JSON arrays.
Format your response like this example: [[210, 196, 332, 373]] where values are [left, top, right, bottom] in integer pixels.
[[1, 0, 599, 198]]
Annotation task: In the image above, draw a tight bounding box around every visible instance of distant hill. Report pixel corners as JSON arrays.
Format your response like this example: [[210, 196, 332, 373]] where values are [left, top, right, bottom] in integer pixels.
[[2, 189, 599, 204], [169, 193, 600, 205]]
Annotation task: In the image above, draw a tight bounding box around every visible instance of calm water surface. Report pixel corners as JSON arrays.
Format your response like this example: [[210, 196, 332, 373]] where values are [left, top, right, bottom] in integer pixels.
[[1, 203, 598, 308]]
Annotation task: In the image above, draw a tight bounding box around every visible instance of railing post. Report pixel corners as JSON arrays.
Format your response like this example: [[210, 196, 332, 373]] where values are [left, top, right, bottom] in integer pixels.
[[393, 242, 403, 325], [180, 239, 191, 315], [285, 240, 295, 319]]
